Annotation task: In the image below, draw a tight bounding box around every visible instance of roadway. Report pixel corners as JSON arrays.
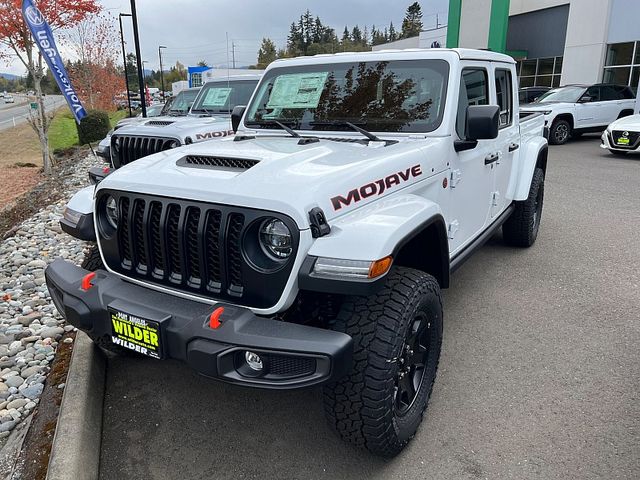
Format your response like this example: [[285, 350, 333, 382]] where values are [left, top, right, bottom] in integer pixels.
[[0, 95, 64, 132], [98, 136, 640, 480]]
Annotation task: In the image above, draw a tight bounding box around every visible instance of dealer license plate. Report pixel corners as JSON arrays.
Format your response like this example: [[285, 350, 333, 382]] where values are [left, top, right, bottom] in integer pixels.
[[109, 308, 162, 359], [616, 137, 630, 146]]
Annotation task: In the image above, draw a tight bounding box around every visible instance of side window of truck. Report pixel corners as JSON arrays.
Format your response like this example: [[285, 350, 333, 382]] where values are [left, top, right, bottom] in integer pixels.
[[456, 68, 489, 139], [494, 69, 513, 128]]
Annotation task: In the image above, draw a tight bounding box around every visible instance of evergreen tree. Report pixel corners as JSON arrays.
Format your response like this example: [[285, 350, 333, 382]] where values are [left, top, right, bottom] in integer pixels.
[[351, 25, 362, 44], [341, 26, 351, 44], [389, 22, 398, 41], [256, 38, 278, 69], [401, 2, 423, 38]]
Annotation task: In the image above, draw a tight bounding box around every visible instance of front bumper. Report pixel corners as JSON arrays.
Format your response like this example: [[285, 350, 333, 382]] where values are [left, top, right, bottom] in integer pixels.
[[44, 259, 353, 389], [601, 130, 640, 153]]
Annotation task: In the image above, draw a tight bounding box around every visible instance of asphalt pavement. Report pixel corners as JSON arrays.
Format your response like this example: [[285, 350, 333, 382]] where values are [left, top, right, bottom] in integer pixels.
[[0, 95, 64, 131], [99, 135, 640, 480]]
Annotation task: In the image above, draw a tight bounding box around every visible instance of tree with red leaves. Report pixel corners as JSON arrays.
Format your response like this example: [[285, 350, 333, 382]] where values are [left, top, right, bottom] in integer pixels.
[[66, 13, 125, 112], [0, 0, 100, 174]]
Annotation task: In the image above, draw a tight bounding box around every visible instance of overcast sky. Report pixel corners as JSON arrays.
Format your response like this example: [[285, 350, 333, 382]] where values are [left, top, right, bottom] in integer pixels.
[[2, 0, 449, 75]]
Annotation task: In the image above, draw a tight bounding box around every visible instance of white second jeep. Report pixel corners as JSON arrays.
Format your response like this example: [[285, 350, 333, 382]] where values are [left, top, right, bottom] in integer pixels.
[[46, 48, 548, 457]]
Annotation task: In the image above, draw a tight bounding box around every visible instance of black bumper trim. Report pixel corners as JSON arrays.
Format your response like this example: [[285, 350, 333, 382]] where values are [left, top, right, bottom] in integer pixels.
[[60, 213, 96, 242], [44, 259, 352, 389]]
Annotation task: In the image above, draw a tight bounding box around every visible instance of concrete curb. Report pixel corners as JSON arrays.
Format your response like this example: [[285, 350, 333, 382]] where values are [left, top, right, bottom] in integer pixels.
[[46, 332, 105, 480]]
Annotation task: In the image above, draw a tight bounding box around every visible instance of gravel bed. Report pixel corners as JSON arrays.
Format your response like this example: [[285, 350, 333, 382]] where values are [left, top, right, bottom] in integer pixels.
[[0, 154, 97, 436]]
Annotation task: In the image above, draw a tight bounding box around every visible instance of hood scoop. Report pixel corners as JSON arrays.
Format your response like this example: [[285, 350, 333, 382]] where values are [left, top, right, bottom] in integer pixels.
[[177, 155, 259, 171], [146, 120, 175, 127]]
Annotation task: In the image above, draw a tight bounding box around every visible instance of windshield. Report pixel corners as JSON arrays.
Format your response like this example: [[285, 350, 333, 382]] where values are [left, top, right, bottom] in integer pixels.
[[534, 86, 586, 103], [168, 89, 199, 114], [190, 80, 258, 114], [245, 60, 449, 133], [147, 104, 164, 117]]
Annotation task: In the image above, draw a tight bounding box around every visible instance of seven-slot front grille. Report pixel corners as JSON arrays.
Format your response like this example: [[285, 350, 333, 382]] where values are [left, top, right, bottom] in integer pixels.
[[96, 191, 298, 308], [111, 135, 178, 168]]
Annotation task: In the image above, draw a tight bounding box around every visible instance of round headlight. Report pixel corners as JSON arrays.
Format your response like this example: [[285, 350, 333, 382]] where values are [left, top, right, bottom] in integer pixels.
[[105, 195, 118, 228], [259, 219, 292, 259], [167, 140, 179, 149]]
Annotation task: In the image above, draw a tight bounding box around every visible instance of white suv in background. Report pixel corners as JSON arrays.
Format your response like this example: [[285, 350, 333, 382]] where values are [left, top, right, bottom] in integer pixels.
[[521, 84, 636, 145]]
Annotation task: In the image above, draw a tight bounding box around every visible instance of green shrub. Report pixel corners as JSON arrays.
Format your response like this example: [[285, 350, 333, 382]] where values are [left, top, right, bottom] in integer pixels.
[[76, 110, 111, 145]]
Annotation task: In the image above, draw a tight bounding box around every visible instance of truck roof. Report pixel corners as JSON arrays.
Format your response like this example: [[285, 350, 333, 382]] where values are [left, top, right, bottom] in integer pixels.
[[203, 73, 264, 84], [269, 48, 516, 68]]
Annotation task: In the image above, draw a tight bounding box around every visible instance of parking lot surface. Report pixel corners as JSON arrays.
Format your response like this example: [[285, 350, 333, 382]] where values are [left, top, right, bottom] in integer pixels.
[[99, 136, 639, 480]]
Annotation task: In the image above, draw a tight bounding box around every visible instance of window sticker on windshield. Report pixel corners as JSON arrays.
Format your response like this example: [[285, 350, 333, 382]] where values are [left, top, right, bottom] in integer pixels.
[[266, 72, 329, 109], [203, 87, 232, 107]]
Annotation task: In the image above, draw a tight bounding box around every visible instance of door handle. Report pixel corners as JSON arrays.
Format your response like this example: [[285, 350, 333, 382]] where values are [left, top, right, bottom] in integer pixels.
[[508, 143, 519, 152], [484, 153, 499, 165]]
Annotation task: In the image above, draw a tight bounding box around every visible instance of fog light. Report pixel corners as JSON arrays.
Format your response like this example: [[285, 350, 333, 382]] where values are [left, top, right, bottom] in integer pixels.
[[245, 351, 263, 371]]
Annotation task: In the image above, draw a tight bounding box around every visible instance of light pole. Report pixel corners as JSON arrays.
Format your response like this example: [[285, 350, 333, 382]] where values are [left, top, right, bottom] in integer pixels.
[[118, 13, 133, 117], [158, 46, 167, 102], [130, 0, 147, 117]]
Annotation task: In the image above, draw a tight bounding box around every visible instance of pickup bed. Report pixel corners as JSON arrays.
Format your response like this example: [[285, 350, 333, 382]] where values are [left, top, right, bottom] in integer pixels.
[[47, 48, 548, 457]]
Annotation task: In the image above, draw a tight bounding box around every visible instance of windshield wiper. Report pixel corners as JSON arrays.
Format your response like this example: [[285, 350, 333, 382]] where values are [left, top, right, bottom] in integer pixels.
[[193, 108, 223, 115], [309, 121, 384, 142], [245, 120, 301, 138]]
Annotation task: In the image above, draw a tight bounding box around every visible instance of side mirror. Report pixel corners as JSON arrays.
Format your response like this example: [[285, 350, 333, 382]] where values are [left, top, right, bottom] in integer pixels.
[[231, 105, 246, 133], [454, 105, 499, 152], [467, 105, 499, 140], [578, 95, 592, 103]]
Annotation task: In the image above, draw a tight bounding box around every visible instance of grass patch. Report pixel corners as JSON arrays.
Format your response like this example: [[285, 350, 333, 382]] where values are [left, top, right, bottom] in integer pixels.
[[49, 109, 130, 152]]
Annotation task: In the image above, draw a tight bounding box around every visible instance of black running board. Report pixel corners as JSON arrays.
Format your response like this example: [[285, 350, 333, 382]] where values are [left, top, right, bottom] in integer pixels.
[[450, 204, 515, 273]]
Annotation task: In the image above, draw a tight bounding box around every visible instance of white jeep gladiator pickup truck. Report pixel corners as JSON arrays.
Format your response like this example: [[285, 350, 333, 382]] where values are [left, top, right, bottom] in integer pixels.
[[109, 74, 262, 168], [46, 48, 548, 457]]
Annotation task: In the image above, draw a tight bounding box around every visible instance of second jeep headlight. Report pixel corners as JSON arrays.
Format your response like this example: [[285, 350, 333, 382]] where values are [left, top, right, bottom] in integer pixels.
[[104, 195, 118, 228], [259, 219, 292, 259]]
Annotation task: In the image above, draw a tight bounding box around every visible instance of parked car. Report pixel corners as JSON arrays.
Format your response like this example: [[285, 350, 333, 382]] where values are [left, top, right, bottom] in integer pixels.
[[519, 86, 550, 104], [48, 48, 548, 457], [4, 95, 15, 104], [601, 113, 640, 156], [521, 83, 636, 145]]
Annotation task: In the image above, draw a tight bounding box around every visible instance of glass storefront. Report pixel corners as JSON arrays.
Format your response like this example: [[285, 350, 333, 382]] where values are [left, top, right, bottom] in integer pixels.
[[603, 41, 640, 93], [515, 56, 563, 88]]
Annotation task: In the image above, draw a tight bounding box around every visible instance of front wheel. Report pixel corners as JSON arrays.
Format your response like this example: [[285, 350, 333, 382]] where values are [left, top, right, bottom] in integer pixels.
[[549, 119, 571, 145], [323, 267, 443, 457]]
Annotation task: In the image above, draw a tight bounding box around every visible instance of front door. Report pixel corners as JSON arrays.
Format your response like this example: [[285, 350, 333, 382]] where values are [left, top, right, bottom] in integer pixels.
[[448, 65, 495, 256]]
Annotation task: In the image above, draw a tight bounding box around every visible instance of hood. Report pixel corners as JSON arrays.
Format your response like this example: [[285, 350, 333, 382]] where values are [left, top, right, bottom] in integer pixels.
[[113, 116, 234, 142], [608, 113, 640, 131], [97, 135, 449, 228], [521, 101, 568, 112]]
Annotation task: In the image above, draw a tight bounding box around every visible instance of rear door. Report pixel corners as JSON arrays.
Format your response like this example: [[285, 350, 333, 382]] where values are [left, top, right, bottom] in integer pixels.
[[491, 65, 517, 217], [448, 64, 495, 255], [599, 85, 625, 124]]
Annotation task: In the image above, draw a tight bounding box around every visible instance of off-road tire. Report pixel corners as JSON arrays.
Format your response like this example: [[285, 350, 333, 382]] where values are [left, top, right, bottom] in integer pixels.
[[323, 267, 443, 457], [503, 167, 544, 247], [81, 245, 134, 356], [81, 244, 104, 271], [549, 119, 571, 145]]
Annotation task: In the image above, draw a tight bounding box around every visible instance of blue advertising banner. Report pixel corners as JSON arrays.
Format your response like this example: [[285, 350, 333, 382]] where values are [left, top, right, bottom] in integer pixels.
[[21, 0, 87, 123]]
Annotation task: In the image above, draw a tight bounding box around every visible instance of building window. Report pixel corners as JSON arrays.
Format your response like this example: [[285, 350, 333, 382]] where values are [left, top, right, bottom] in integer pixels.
[[191, 72, 203, 88], [603, 41, 640, 93], [516, 56, 563, 88]]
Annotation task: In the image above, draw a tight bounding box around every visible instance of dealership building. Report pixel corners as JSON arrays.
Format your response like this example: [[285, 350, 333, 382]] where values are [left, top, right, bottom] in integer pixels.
[[376, 0, 640, 92]]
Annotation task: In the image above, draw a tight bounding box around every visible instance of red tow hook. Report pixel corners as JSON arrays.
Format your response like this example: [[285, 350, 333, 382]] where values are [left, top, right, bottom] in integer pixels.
[[209, 307, 225, 329], [81, 272, 96, 291]]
